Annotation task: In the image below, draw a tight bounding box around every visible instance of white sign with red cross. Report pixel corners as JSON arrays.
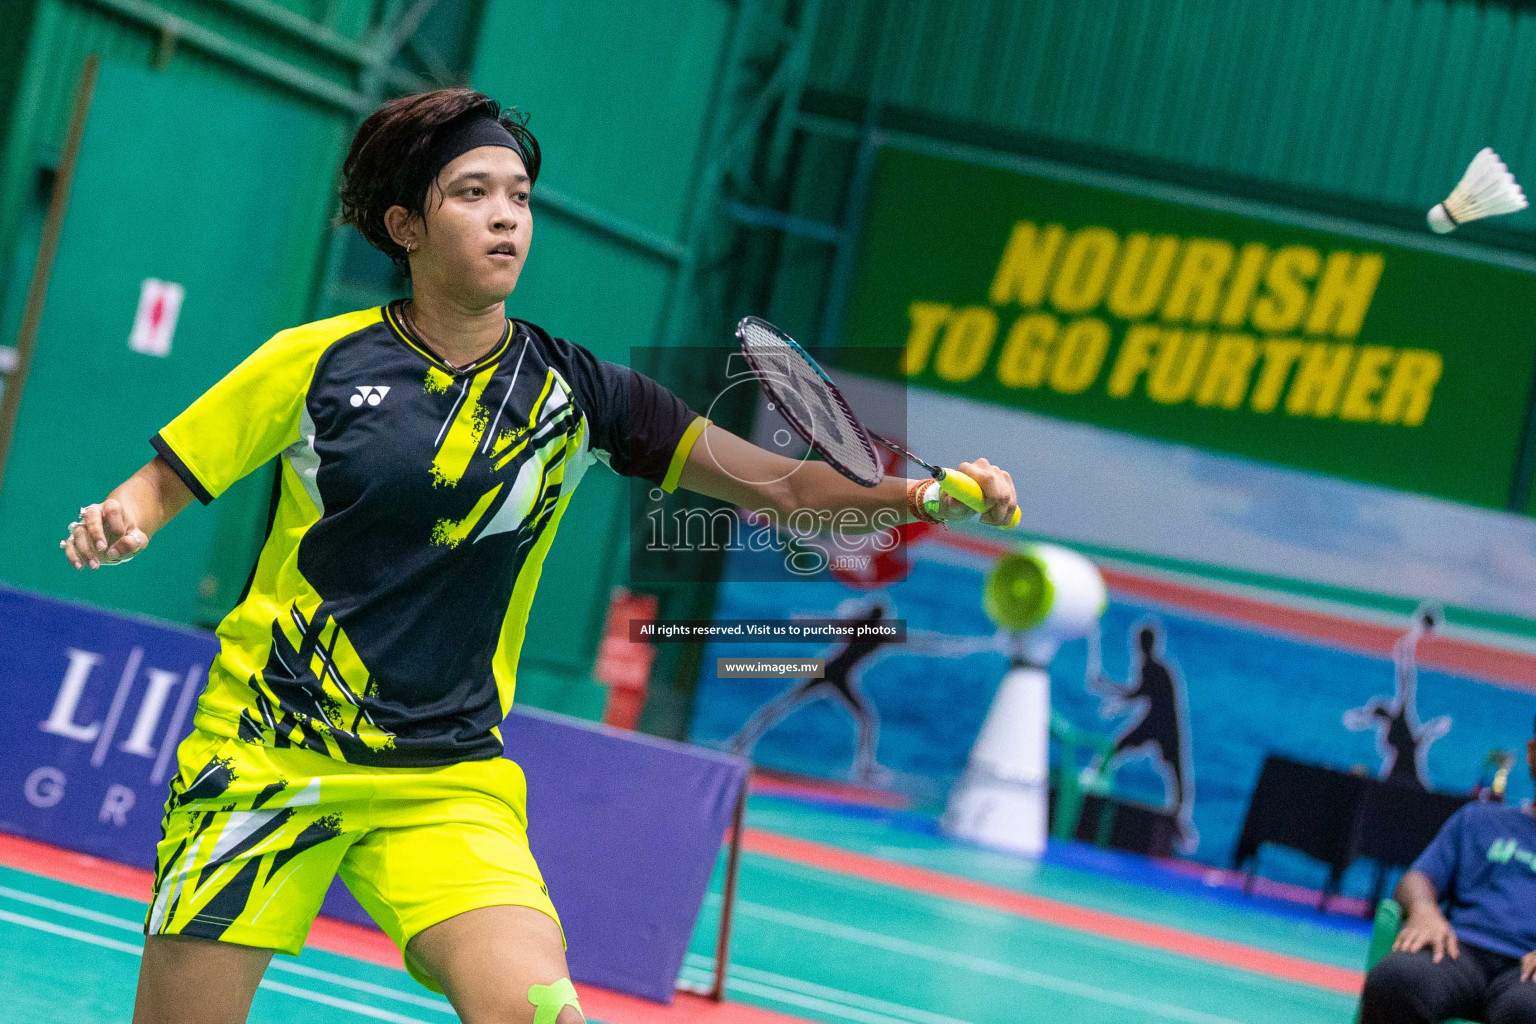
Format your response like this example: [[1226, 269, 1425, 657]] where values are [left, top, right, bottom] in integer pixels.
[[128, 278, 185, 357]]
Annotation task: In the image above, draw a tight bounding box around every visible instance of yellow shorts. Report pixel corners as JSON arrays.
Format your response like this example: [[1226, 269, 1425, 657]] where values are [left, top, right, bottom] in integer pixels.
[[145, 728, 561, 990]]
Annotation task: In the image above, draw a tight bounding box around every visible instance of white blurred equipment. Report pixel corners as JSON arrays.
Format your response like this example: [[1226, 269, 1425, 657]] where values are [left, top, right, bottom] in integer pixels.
[[943, 544, 1106, 857], [1428, 148, 1527, 233]]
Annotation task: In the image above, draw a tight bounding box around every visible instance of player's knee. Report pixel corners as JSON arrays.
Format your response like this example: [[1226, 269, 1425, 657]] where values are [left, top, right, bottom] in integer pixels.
[[458, 992, 585, 1024], [520, 978, 583, 1024]]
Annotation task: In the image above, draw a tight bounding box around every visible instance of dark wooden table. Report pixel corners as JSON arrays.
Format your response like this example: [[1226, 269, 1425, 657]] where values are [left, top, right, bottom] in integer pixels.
[[1233, 754, 1470, 913]]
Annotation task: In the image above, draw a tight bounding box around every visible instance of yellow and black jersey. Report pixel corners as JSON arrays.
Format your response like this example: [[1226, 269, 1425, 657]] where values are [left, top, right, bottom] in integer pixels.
[[152, 302, 709, 767]]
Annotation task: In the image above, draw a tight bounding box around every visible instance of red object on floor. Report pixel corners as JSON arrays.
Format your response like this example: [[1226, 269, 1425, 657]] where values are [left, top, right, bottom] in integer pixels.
[[0, 832, 154, 902], [1157, 858, 1369, 918], [581, 988, 813, 1024], [0, 831, 811, 1024], [0, 826, 1367, 995], [0, 827, 1365, 995], [741, 828, 1366, 995], [828, 520, 935, 589], [749, 767, 913, 810], [596, 587, 659, 729]]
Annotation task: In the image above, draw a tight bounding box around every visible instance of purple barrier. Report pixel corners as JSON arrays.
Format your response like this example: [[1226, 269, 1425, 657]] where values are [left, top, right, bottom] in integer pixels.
[[323, 706, 749, 1002], [0, 586, 217, 870], [0, 586, 747, 1003]]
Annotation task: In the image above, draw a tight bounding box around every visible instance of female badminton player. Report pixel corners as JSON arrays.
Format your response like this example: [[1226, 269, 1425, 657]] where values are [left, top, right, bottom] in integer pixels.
[[59, 87, 1018, 1024]]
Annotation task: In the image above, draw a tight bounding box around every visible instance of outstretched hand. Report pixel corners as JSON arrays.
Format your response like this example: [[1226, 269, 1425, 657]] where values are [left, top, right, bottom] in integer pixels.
[[1521, 951, 1536, 982], [61, 499, 148, 569]]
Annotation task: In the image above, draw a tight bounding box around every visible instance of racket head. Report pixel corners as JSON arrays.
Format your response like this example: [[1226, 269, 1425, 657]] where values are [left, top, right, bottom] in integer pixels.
[[735, 316, 885, 488]]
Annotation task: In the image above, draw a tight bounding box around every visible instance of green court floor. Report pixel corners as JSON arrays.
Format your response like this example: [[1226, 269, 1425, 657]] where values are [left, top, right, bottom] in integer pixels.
[[0, 795, 1366, 1024], [0, 869, 451, 1024], [740, 795, 1371, 969]]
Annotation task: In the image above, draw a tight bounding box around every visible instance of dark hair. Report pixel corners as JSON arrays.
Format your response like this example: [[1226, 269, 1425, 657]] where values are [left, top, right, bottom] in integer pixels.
[[336, 87, 541, 276]]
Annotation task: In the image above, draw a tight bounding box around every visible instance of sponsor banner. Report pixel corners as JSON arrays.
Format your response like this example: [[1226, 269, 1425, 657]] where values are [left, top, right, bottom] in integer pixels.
[[841, 145, 1536, 508], [0, 586, 216, 866], [0, 586, 744, 1002]]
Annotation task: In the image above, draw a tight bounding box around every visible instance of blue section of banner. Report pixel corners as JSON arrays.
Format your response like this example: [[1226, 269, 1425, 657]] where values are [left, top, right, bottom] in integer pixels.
[[689, 546, 1536, 886], [0, 585, 744, 1003], [0, 586, 218, 866]]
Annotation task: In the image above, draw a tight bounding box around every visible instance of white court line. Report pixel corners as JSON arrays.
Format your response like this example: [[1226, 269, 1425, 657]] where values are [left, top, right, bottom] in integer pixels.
[[738, 855, 1356, 1001], [0, 879, 1011, 1024], [684, 956, 972, 1024], [0, 861, 1304, 1024], [680, 967, 935, 1024], [0, 886, 452, 1012], [705, 895, 1255, 1024], [0, 885, 142, 931], [0, 907, 434, 1023], [271, 962, 454, 1014], [0, 907, 144, 955]]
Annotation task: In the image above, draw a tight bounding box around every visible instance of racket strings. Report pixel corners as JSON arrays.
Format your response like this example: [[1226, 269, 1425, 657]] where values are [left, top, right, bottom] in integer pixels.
[[739, 321, 882, 484]]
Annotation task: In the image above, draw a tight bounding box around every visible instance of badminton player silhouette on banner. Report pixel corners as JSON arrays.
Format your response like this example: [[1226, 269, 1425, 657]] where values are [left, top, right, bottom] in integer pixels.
[[1344, 604, 1452, 789], [1088, 621, 1197, 851], [727, 597, 901, 786]]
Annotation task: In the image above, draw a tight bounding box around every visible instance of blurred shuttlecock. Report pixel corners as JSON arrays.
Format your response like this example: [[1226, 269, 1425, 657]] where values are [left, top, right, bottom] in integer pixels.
[[1428, 147, 1527, 233]]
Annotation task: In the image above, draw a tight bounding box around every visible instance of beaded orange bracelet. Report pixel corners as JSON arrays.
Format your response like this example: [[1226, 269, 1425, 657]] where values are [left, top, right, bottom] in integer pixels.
[[907, 478, 940, 524]]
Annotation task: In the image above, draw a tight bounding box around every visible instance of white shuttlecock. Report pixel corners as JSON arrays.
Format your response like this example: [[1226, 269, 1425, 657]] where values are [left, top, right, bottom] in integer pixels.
[[1428, 147, 1527, 233]]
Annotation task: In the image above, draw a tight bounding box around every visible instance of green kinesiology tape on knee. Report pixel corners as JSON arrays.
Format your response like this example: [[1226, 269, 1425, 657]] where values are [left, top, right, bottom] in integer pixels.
[[527, 978, 582, 1024]]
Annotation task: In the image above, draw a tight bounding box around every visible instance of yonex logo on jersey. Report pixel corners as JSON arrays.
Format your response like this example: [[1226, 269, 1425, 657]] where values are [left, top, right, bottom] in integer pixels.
[[351, 386, 391, 408]]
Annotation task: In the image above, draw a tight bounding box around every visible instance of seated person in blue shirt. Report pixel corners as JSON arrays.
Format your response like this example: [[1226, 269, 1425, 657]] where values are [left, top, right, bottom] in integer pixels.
[[1361, 721, 1536, 1024]]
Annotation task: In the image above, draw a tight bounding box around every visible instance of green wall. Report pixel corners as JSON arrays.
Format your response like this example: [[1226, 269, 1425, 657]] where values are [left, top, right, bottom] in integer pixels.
[[0, 1, 378, 628], [807, 0, 1536, 246], [0, 59, 344, 625], [469, 0, 737, 723]]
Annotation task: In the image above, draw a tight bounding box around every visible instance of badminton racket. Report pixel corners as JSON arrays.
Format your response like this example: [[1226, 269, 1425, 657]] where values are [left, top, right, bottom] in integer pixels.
[[735, 316, 1021, 529]]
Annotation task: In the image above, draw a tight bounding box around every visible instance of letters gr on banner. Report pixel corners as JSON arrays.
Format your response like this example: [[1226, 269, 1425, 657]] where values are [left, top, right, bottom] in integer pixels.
[[0, 587, 748, 1004], [0, 587, 216, 869]]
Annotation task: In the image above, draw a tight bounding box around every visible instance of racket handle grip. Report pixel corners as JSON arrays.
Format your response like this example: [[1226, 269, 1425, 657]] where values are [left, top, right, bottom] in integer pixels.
[[939, 471, 1022, 530]]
